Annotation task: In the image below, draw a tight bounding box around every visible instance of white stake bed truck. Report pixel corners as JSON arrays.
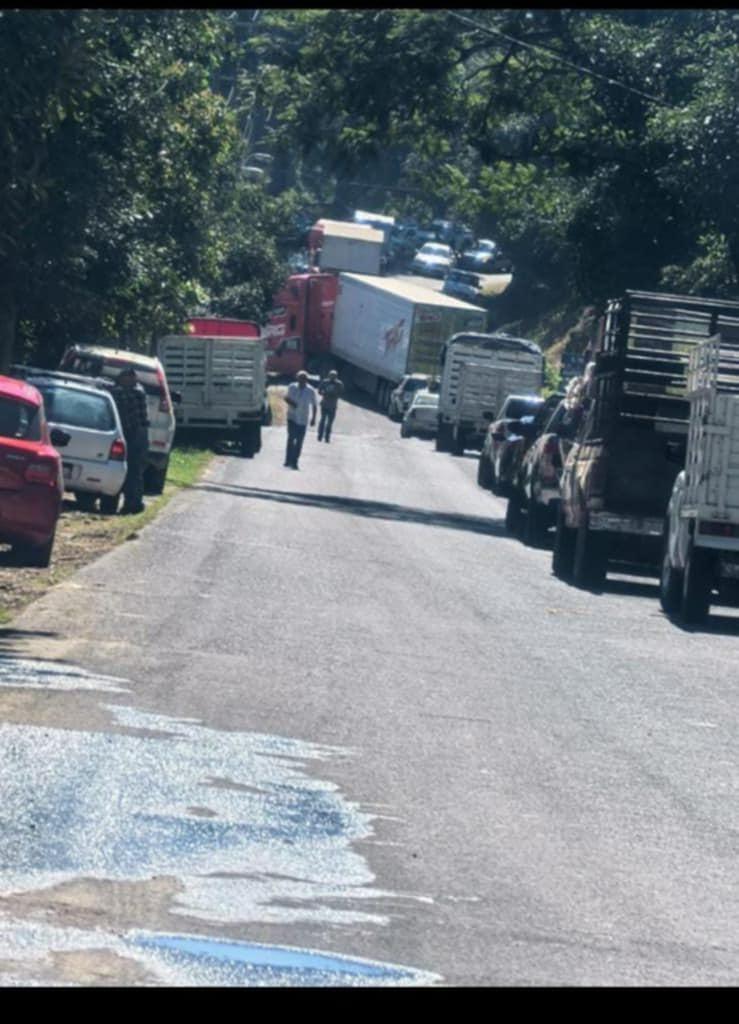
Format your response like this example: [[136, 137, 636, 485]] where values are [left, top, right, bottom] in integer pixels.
[[158, 333, 267, 457], [436, 332, 544, 454], [660, 331, 739, 623], [330, 273, 486, 411]]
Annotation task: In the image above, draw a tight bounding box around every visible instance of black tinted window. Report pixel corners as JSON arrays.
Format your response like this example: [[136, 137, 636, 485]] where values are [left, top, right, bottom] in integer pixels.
[[505, 397, 542, 420], [0, 397, 42, 440]]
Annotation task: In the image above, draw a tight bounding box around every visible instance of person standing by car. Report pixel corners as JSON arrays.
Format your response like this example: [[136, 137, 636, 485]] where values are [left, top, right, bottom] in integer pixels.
[[284, 370, 317, 469], [112, 367, 149, 514], [317, 369, 344, 443]]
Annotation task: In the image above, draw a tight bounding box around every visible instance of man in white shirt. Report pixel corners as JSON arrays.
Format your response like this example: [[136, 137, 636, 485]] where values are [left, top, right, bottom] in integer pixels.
[[284, 370, 317, 469]]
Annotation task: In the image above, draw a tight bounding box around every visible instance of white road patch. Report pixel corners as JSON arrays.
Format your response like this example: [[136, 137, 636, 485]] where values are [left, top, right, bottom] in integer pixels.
[[0, 656, 129, 693]]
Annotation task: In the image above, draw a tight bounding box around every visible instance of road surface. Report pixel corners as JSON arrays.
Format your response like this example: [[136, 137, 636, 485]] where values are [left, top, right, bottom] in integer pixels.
[[0, 395, 737, 985]]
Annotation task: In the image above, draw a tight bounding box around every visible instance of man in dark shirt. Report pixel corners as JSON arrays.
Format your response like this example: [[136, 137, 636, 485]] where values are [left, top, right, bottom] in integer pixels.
[[112, 367, 150, 514], [317, 369, 344, 443]]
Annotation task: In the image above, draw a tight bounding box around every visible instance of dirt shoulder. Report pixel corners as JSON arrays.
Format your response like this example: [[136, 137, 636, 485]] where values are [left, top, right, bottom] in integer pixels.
[[0, 446, 212, 624]]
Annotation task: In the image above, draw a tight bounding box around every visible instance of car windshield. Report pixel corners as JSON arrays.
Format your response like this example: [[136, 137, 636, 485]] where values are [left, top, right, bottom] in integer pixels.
[[38, 385, 115, 431], [0, 396, 42, 441], [405, 378, 427, 392], [505, 397, 542, 419], [420, 244, 450, 256]]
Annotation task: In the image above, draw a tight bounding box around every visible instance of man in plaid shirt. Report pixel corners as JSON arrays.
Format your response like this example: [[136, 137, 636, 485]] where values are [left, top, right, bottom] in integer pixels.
[[112, 368, 150, 514]]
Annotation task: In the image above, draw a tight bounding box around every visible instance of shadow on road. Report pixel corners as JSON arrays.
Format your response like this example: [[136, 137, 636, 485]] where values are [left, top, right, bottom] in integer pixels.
[[194, 482, 506, 537], [0, 628, 60, 654]]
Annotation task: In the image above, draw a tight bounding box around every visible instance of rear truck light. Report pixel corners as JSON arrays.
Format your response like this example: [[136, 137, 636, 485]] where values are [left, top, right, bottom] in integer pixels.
[[109, 438, 126, 461], [698, 520, 739, 539], [25, 460, 59, 485], [157, 367, 172, 414]]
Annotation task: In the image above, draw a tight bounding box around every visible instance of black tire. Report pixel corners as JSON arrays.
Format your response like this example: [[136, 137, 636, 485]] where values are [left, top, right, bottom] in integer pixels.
[[505, 493, 524, 536], [524, 496, 549, 548], [75, 492, 97, 512], [262, 402, 273, 427], [100, 492, 121, 515], [477, 455, 493, 489], [659, 527, 683, 616], [254, 423, 262, 453], [144, 457, 169, 495], [435, 422, 453, 453], [15, 531, 55, 568], [452, 428, 465, 456], [680, 542, 712, 624], [573, 520, 608, 588], [400, 422, 411, 438], [552, 504, 576, 580], [240, 426, 255, 458]]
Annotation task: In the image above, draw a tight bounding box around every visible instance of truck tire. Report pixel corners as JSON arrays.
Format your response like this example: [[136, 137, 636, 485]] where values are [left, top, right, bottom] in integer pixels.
[[144, 456, 169, 495], [573, 520, 608, 588], [239, 425, 256, 458], [477, 455, 493, 489], [435, 422, 453, 453], [680, 543, 712, 625], [505, 492, 524, 537], [452, 428, 465, 456], [552, 504, 576, 580], [400, 422, 411, 438], [658, 522, 683, 615]]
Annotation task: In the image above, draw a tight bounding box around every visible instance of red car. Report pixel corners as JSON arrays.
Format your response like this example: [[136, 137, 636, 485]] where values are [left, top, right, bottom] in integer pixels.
[[0, 375, 68, 566]]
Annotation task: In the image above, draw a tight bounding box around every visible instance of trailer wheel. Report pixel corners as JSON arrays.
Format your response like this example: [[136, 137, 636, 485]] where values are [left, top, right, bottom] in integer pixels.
[[477, 455, 493, 489], [573, 520, 608, 588], [658, 527, 683, 616], [680, 542, 712, 625], [451, 428, 465, 456], [552, 504, 576, 580]]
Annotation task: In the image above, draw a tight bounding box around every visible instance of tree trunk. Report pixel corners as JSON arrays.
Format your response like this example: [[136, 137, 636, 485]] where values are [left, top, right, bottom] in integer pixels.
[[0, 295, 17, 374]]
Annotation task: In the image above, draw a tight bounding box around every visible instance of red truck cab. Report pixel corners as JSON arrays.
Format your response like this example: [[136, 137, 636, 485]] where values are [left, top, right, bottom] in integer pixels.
[[263, 272, 338, 376]]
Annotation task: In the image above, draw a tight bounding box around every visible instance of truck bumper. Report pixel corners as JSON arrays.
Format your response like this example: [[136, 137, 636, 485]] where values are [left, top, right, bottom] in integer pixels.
[[589, 512, 663, 536]]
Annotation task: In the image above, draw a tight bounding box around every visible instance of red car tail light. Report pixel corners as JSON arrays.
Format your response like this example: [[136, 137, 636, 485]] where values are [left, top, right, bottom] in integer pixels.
[[25, 459, 58, 486], [157, 367, 171, 414], [109, 437, 126, 461]]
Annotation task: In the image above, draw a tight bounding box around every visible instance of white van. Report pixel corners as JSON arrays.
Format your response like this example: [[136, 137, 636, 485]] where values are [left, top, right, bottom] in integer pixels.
[[59, 345, 177, 493]]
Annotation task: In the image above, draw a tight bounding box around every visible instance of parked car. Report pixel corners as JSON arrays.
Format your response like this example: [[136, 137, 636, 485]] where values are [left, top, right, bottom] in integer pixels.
[[388, 374, 429, 421], [0, 375, 69, 566], [457, 242, 514, 274], [411, 242, 454, 278], [58, 345, 177, 493], [477, 394, 545, 494], [514, 397, 582, 546], [400, 390, 439, 438], [25, 372, 128, 514]]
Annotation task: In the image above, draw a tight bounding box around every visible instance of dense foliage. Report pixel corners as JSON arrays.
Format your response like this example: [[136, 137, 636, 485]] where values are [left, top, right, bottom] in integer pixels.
[[2, 9, 739, 369]]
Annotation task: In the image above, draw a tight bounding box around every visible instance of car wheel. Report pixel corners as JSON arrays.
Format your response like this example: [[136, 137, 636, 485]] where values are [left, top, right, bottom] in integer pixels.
[[400, 422, 411, 438], [477, 455, 493, 489], [524, 497, 548, 548], [451, 428, 465, 457], [573, 519, 608, 588], [505, 493, 524, 537], [100, 492, 122, 515], [435, 423, 453, 453], [680, 542, 712, 625], [144, 457, 169, 495], [15, 531, 55, 568], [75, 492, 97, 513], [552, 504, 576, 580]]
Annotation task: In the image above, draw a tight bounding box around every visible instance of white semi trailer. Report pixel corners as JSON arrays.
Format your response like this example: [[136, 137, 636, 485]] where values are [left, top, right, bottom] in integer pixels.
[[660, 331, 739, 623], [330, 273, 486, 411]]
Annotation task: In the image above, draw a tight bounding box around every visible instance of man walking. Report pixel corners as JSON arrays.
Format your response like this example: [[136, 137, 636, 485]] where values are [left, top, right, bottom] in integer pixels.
[[112, 367, 150, 514], [317, 368, 344, 443], [284, 369, 317, 469]]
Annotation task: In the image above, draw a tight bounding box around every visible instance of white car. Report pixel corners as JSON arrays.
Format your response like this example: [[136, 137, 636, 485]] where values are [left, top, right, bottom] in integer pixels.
[[411, 242, 454, 278], [29, 374, 127, 514], [59, 345, 177, 493], [388, 374, 429, 420], [401, 390, 439, 438]]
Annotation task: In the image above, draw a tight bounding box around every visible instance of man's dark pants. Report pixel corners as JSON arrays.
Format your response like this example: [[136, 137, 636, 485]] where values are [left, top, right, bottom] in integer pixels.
[[123, 428, 147, 512], [285, 418, 307, 467], [317, 405, 336, 442]]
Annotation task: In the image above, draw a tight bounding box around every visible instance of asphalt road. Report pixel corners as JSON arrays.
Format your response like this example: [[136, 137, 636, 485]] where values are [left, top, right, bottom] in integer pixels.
[[1, 395, 738, 985]]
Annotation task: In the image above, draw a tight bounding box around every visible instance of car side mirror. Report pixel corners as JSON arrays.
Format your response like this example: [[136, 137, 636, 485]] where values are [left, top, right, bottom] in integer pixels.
[[170, 390, 182, 405], [50, 428, 71, 448]]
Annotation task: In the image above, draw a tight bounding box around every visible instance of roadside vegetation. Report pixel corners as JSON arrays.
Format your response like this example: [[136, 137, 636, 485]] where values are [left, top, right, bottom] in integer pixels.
[[0, 445, 212, 623]]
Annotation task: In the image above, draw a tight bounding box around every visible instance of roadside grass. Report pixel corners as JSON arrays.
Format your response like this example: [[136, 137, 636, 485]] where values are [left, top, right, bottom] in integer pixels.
[[0, 444, 214, 623]]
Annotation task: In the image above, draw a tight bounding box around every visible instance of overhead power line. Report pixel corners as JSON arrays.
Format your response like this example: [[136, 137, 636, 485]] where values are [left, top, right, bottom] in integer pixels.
[[446, 10, 672, 108]]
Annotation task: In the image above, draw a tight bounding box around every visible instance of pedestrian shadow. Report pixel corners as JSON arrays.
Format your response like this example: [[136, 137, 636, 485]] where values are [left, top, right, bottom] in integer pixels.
[[194, 482, 506, 537]]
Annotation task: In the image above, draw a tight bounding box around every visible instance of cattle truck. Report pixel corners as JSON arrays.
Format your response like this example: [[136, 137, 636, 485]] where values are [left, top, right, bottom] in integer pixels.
[[330, 273, 487, 411], [436, 333, 544, 454], [158, 333, 267, 458], [553, 289, 739, 588]]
